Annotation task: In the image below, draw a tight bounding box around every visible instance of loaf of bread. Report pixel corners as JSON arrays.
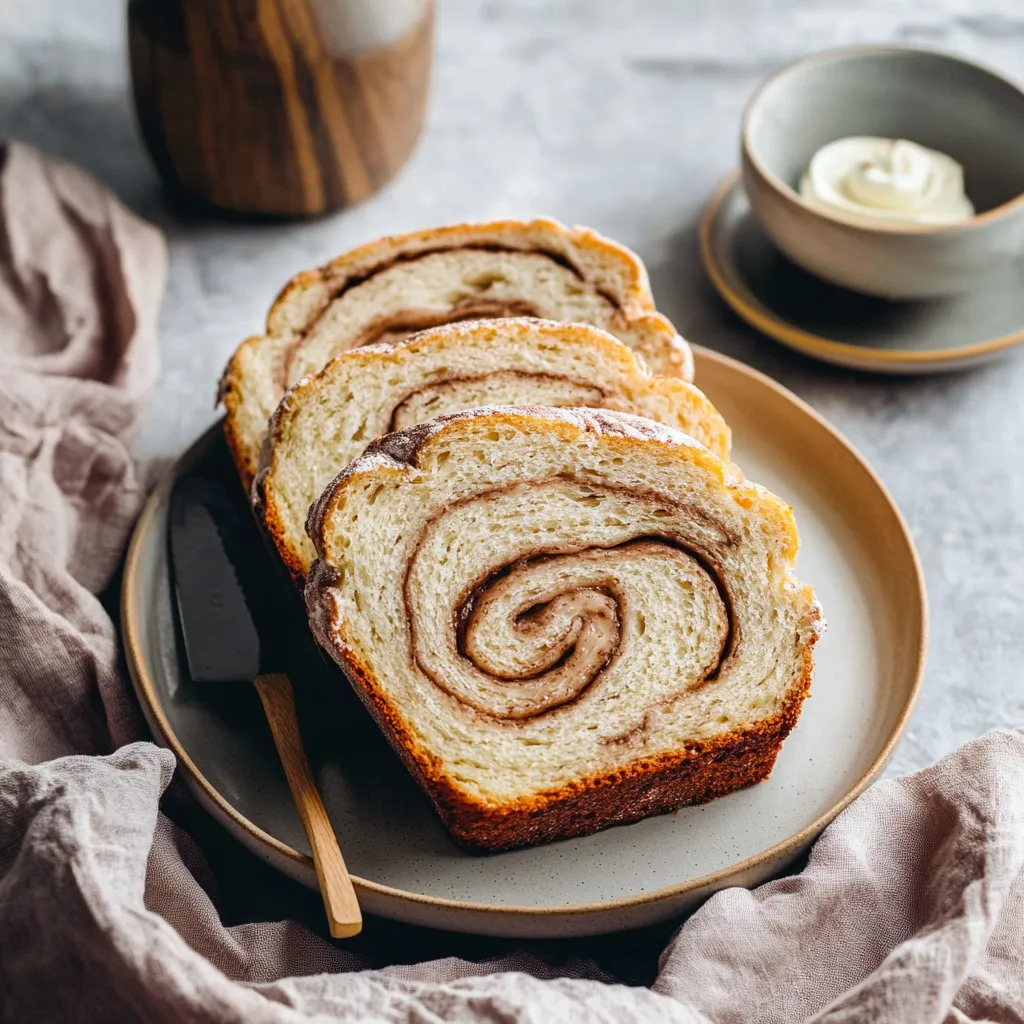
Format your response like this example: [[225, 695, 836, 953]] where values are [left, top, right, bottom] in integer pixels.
[[256, 317, 730, 581], [305, 406, 823, 852], [220, 219, 692, 486]]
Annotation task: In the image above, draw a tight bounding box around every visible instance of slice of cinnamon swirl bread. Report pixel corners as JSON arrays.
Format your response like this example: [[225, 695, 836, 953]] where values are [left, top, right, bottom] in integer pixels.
[[256, 318, 730, 582], [220, 219, 691, 487], [305, 407, 823, 852]]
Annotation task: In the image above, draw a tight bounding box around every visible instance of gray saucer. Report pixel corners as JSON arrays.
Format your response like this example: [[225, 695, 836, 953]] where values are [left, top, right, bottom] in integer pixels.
[[700, 171, 1024, 373]]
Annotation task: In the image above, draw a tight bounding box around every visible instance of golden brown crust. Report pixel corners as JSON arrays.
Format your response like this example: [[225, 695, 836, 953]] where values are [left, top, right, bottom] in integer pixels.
[[252, 455, 306, 584], [435, 659, 813, 852], [217, 334, 266, 493]]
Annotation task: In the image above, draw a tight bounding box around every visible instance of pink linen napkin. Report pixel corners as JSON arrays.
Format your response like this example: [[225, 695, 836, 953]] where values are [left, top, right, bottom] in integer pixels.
[[0, 141, 1021, 1024]]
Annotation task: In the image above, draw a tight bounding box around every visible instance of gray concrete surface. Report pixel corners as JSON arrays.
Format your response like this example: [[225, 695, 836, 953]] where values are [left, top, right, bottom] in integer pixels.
[[2, 0, 1022, 780]]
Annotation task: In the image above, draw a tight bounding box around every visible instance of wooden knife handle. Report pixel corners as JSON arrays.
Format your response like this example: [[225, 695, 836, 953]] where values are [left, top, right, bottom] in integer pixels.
[[254, 672, 362, 938]]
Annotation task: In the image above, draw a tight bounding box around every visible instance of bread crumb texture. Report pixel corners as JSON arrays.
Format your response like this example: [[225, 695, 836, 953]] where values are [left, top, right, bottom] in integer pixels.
[[305, 406, 822, 851]]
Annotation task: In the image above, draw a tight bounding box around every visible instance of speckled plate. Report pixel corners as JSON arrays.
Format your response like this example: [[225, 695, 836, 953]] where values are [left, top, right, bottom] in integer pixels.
[[122, 347, 926, 938], [701, 170, 1024, 373]]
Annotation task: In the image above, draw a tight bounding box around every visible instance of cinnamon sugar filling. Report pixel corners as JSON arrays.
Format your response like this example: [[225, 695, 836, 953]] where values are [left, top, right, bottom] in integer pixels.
[[403, 482, 740, 723]]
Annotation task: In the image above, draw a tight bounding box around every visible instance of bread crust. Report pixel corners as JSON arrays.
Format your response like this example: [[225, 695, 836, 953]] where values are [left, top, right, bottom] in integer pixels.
[[219, 219, 694, 487], [219, 336, 264, 493], [305, 407, 822, 852]]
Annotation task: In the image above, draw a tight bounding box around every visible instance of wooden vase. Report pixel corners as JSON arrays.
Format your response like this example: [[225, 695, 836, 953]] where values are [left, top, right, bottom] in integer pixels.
[[128, 0, 434, 217]]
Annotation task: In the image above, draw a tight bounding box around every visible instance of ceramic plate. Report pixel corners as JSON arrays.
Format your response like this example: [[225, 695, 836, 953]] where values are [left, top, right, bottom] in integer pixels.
[[122, 347, 926, 938], [701, 170, 1024, 373]]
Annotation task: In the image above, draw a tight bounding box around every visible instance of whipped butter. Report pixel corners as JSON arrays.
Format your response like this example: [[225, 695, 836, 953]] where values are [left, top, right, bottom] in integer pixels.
[[799, 137, 975, 227]]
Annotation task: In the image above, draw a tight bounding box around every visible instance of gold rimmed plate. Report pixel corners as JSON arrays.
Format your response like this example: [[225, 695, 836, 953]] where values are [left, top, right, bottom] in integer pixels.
[[701, 170, 1024, 373], [122, 347, 926, 937]]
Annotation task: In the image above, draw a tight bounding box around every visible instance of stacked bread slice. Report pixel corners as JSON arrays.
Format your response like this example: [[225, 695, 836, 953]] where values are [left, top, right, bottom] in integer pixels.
[[219, 219, 822, 852], [254, 317, 730, 582], [220, 219, 692, 489]]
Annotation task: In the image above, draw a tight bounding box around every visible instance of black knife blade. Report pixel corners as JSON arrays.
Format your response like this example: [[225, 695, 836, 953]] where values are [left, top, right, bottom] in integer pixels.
[[167, 442, 364, 938], [168, 467, 291, 683]]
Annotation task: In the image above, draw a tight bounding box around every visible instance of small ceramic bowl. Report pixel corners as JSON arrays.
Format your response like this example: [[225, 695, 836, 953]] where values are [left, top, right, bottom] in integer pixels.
[[741, 46, 1024, 299]]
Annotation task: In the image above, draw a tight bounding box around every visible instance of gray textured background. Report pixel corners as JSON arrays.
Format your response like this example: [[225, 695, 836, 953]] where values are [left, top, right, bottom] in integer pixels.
[[2, 0, 1022, 786]]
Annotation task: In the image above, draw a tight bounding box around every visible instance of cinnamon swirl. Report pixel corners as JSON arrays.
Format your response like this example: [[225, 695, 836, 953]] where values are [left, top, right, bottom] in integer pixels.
[[305, 407, 823, 851]]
